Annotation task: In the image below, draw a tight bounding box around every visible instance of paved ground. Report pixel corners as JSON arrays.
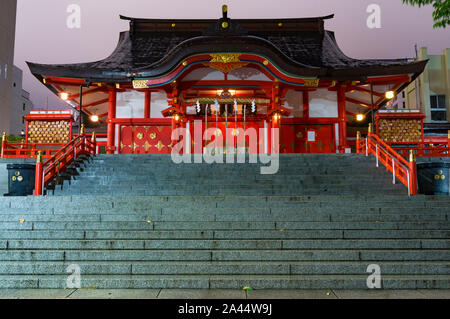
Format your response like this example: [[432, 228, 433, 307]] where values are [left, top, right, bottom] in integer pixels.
[[0, 289, 449, 299]]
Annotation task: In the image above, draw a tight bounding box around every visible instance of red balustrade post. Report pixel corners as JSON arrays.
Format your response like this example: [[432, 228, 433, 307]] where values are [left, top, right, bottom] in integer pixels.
[[448, 130, 450, 155], [80, 124, 86, 154], [34, 151, 44, 196], [356, 131, 361, 153], [1, 132, 6, 158], [91, 132, 97, 155], [409, 150, 418, 195]]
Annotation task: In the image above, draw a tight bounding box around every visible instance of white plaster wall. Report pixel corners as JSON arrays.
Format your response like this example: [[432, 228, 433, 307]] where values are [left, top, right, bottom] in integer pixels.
[[150, 90, 168, 119], [116, 91, 145, 119], [309, 89, 338, 118], [182, 68, 224, 81], [283, 90, 303, 118], [181, 67, 271, 82], [228, 67, 271, 81]]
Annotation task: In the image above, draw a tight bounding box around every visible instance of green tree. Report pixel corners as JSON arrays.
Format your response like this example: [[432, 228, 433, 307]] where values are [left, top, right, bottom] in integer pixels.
[[402, 0, 449, 28]]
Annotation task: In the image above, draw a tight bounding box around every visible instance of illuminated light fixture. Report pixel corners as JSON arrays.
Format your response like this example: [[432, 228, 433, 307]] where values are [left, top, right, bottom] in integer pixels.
[[273, 113, 281, 120], [90, 115, 99, 123], [356, 114, 365, 122], [385, 91, 395, 100], [59, 92, 69, 101], [229, 90, 236, 96], [217, 90, 224, 96], [173, 114, 180, 122]]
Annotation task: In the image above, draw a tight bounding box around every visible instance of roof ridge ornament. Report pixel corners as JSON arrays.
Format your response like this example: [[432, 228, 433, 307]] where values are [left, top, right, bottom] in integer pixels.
[[203, 4, 248, 36]]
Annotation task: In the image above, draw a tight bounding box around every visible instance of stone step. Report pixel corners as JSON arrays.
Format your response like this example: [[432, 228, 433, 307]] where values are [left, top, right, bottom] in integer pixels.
[[0, 249, 448, 261], [3, 239, 449, 250], [1, 274, 449, 289], [0, 213, 446, 222], [1, 221, 448, 231], [0, 261, 448, 275], [1, 229, 449, 240]]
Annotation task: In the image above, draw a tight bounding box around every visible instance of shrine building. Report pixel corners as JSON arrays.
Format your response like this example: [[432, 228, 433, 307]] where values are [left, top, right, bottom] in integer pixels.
[[27, 6, 427, 155]]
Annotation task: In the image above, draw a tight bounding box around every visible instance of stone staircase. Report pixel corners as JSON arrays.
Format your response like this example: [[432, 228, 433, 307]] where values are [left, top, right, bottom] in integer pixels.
[[0, 154, 449, 289]]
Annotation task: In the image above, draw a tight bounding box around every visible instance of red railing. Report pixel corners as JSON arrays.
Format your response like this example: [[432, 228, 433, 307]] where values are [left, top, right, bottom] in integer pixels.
[[356, 131, 418, 196], [1, 141, 65, 159], [34, 132, 96, 196], [391, 135, 450, 157]]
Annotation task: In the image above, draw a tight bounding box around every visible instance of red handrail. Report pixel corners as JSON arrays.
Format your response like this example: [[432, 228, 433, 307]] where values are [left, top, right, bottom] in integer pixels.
[[356, 131, 418, 196], [1, 142, 66, 159], [34, 132, 96, 195]]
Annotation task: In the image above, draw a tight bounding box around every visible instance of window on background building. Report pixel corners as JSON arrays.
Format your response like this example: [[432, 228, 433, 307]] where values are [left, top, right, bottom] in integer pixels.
[[23, 103, 26, 111], [430, 95, 447, 122], [4, 64, 7, 80], [402, 91, 405, 98], [403, 102, 406, 109]]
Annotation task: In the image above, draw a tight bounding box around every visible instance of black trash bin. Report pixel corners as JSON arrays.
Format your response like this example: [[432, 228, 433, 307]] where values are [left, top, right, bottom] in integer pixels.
[[417, 162, 450, 195], [4, 164, 36, 196]]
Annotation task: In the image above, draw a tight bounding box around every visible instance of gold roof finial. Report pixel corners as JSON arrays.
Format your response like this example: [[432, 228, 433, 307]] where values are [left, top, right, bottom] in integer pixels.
[[222, 4, 228, 19], [409, 150, 416, 163], [91, 131, 96, 142], [368, 123, 373, 134], [36, 151, 43, 164], [80, 124, 85, 135]]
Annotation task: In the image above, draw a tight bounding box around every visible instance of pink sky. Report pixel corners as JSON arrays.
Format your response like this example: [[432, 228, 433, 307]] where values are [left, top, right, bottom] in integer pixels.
[[14, 0, 450, 108]]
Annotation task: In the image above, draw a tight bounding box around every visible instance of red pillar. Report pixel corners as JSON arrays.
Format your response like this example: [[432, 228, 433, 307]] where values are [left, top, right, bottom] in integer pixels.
[[303, 90, 309, 119], [144, 91, 151, 119], [171, 116, 178, 147], [34, 152, 43, 196], [271, 115, 280, 154], [107, 90, 116, 154], [337, 85, 347, 153], [409, 150, 418, 195]]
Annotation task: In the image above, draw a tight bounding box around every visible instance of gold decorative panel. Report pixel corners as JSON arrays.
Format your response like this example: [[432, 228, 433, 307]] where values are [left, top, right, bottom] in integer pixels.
[[378, 119, 422, 143], [28, 121, 71, 144]]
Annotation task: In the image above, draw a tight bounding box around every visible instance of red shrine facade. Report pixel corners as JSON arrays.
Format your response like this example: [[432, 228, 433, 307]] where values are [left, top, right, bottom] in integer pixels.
[[27, 6, 426, 155]]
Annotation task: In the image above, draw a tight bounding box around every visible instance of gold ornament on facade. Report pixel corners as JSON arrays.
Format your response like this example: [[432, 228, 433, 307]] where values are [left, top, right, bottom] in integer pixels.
[[150, 133, 157, 139], [132, 79, 149, 89], [136, 133, 144, 140], [204, 54, 248, 74], [303, 79, 320, 87], [155, 140, 165, 151]]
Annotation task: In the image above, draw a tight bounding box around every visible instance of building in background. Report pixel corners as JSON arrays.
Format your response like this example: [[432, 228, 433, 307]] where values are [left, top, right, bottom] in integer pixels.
[[398, 47, 450, 135], [0, 0, 35, 136], [11, 66, 34, 136], [0, 0, 17, 135], [386, 90, 407, 110]]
